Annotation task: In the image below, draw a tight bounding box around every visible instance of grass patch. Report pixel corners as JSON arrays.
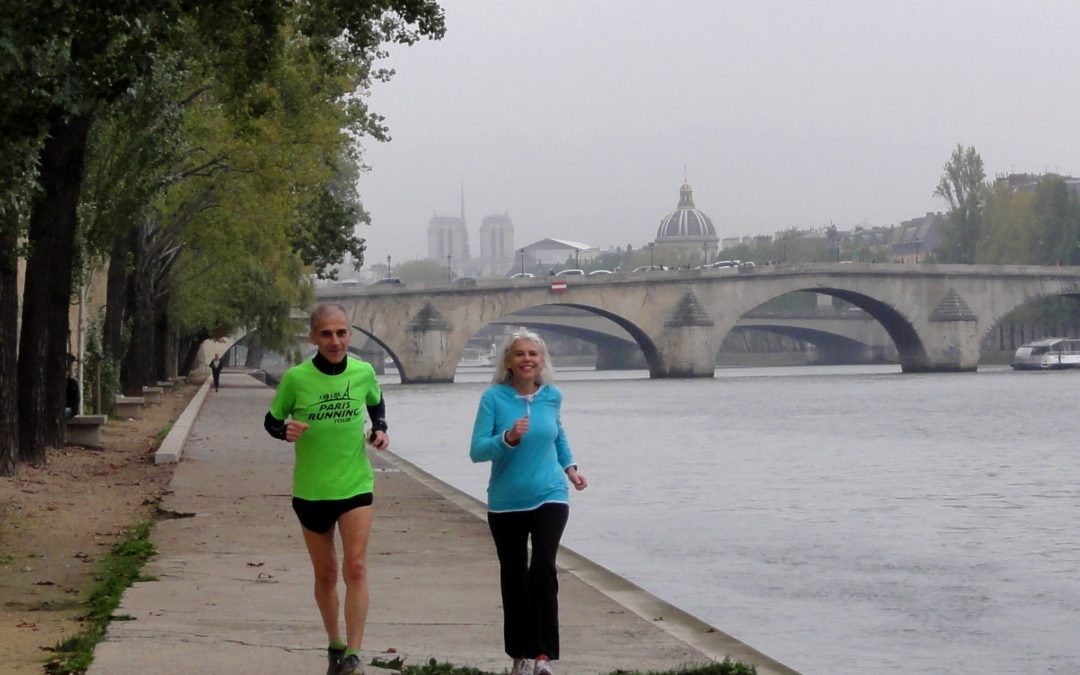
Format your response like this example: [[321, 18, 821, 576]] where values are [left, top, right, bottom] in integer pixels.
[[605, 661, 758, 675], [46, 522, 157, 674], [154, 422, 174, 442], [369, 657, 756, 675]]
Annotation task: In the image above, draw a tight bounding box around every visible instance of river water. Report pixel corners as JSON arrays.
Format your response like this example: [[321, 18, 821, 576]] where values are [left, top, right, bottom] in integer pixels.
[[374, 364, 1080, 675]]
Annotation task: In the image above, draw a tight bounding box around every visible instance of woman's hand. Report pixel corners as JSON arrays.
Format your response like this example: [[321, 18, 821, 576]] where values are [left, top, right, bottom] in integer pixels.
[[284, 420, 309, 442], [566, 466, 588, 491], [505, 416, 530, 445]]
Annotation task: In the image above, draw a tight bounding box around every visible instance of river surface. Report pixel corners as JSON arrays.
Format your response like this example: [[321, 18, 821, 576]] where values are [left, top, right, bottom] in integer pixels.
[[373, 364, 1080, 675]]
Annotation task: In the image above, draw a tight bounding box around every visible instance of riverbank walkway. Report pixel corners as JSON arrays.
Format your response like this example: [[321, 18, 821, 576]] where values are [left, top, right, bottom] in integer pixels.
[[89, 371, 798, 675]]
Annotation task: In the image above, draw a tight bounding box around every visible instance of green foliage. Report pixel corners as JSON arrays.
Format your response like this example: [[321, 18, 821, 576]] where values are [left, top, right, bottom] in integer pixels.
[[934, 144, 987, 263], [1029, 176, 1080, 266], [396, 258, 453, 284], [294, 187, 368, 279], [588, 249, 625, 272], [3, 0, 445, 423], [605, 659, 757, 675], [48, 522, 157, 674]]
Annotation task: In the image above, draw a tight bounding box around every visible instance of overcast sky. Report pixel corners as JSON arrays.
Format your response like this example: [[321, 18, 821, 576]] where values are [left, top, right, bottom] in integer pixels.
[[354, 0, 1080, 265]]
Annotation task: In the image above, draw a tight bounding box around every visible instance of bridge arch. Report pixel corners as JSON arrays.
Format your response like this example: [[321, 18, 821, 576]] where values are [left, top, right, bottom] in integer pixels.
[[746, 287, 927, 370], [978, 288, 1080, 351]]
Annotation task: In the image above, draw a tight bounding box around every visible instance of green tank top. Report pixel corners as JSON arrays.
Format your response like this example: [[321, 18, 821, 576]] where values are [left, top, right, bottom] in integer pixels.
[[269, 358, 382, 500]]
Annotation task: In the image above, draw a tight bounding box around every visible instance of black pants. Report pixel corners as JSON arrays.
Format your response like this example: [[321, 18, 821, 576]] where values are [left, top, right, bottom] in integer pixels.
[[487, 502, 569, 660]]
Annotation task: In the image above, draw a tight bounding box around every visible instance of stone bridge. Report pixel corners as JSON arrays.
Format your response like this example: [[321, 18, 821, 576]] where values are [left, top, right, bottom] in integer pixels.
[[316, 263, 1080, 382]]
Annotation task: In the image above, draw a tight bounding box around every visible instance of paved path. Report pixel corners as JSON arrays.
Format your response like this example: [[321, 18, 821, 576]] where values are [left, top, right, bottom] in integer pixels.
[[90, 372, 798, 675]]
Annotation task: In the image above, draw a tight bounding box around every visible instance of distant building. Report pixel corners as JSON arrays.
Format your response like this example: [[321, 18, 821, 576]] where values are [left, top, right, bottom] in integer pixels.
[[653, 182, 719, 261], [427, 215, 471, 273], [477, 213, 515, 277], [889, 212, 944, 263], [839, 226, 891, 250], [422, 188, 522, 278]]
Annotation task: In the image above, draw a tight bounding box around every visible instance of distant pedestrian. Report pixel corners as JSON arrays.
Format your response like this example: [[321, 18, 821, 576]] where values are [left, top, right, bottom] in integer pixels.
[[209, 356, 224, 392], [470, 329, 588, 675], [263, 303, 389, 675]]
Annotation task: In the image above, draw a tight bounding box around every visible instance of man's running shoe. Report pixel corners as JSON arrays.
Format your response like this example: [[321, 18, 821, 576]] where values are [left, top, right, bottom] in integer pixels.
[[327, 647, 345, 675], [338, 653, 364, 675]]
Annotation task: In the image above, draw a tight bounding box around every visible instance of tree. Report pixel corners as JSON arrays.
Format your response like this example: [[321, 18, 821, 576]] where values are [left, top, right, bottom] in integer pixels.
[[1030, 175, 1080, 266], [977, 182, 1034, 264], [934, 144, 986, 263], [394, 259, 450, 284], [2, 0, 445, 466]]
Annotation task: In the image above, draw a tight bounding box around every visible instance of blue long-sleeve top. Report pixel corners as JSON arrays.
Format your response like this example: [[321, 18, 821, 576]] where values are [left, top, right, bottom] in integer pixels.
[[470, 383, 576, 512]]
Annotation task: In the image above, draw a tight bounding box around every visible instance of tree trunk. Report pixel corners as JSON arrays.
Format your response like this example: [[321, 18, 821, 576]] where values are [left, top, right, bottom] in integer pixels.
[[104, 231, 131, 361], [154, 293, 171, 383], [121, 225, 155, 396], [177, 329, 210, 377], [0, 210, 20, 476], [18, 112, 93, 464]]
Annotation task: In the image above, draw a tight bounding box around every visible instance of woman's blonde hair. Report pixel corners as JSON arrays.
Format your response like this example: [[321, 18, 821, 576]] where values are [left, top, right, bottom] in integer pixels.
[[491, 328, 556, 385]]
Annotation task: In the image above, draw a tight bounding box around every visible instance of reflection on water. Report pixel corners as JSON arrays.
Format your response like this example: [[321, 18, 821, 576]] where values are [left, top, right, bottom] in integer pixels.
[[380, 365, 1080, 675]]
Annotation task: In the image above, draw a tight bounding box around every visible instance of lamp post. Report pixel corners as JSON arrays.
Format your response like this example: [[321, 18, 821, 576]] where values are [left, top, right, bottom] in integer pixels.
[[386, 254, 391, 279], [648, 242, 656, 268], [519, 248, 525, 276], [447, 253, 453, 281], [575, 248, 580, 269], [702, 242, 708, 266]]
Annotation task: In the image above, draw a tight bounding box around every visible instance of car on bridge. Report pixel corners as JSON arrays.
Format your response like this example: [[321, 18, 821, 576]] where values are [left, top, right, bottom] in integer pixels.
[[510, 272, 534, 279], [631, 265, 666, 273], [373, 277, 404, 286], [704, 260, 739, 269], [555, 268, 586, 276], [588, 269, 614, 276], [453, 276, 478, 287]]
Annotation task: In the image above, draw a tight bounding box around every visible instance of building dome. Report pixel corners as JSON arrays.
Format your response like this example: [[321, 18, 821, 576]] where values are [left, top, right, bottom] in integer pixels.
[[655, 182, 716, 240]]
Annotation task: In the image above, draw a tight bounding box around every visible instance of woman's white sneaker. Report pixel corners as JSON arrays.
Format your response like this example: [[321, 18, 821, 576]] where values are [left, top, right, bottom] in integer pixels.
[[510, 658, 531, 675]]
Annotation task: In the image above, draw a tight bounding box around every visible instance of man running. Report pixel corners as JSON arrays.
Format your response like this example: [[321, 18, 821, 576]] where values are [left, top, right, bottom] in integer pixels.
[[264, 303, 388, 675]]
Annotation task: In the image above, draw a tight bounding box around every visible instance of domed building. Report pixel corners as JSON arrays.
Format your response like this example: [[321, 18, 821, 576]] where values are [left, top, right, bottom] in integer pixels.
[[654, 182, 719, 262]]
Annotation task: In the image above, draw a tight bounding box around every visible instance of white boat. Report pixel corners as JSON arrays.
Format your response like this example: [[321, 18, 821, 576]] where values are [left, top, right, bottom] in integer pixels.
[[1011, 338, 1080, 370]]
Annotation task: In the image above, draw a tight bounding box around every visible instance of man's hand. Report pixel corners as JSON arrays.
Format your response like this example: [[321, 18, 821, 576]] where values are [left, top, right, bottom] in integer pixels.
[[284, 421, 309, 442], [369, 430, 389, 450]]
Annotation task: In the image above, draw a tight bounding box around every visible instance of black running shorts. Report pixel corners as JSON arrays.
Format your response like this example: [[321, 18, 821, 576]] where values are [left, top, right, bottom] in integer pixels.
[[291, 492, 373, 534]]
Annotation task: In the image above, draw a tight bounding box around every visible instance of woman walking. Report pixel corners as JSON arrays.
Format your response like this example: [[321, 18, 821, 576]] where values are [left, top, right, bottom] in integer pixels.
[[470, 329, 588, 675]]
